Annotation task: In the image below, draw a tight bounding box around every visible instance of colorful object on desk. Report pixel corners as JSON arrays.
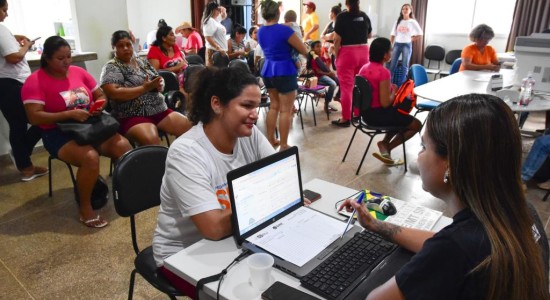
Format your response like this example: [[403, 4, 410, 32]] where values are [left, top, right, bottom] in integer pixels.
[[365, 190, 397, 217]]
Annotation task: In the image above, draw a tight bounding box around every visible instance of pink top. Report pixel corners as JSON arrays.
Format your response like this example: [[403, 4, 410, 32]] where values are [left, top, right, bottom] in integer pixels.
[[147, 44, 185, 70], [21, 66, 99, 129], [358, 62, 390, 109], [184, 31, 204, 53]]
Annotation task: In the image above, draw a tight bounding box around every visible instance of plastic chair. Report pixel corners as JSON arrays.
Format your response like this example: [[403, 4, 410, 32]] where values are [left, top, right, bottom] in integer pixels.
[[186, 54, 204, 66], [183, 64, 206, 93], [297, 76, 325, 129], [424, 45, 445, 77], [449, 58, 462, 75], [411, 64, 439, 122], [112, 146, 184, 300], [197, 46, 206, 63], [438, 50, 462, 78], [228, 59, 250, 73], [342, 75, 408, 175], [212, 51, 229, 68]]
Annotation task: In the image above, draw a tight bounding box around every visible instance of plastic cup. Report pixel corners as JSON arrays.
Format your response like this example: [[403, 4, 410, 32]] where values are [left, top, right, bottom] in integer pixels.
[[247, 253, 274, 290]]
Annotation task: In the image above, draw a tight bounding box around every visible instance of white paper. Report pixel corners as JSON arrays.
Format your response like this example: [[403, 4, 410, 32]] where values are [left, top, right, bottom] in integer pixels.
[[247, 207, 346, 267]]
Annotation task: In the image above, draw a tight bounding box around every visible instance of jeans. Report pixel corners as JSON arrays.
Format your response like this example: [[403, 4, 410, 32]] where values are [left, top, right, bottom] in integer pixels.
[[318, 75, 339, 102], [522, 135, 550, 181], [389, 42, 412, 75], [0, 78, 42, 170]]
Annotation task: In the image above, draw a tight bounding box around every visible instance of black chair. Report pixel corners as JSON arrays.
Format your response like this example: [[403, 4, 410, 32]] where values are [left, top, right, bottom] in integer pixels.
[[212, 51, 229, 68], [438, 49, 462, 78], [186, 54, 204, 66], [247, 50, 255, 74], [183, 64, 206, 93], [197, 46, 206, 63], [158, 70, 185, 115], [424, 45, 445, 78], [228, 59, 250, 73], [342, 75, 408, 175], [112, 146, 183, 300]]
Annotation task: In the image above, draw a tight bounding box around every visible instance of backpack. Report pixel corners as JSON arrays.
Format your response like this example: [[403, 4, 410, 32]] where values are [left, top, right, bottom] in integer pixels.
[[393, 79, 417, 115]]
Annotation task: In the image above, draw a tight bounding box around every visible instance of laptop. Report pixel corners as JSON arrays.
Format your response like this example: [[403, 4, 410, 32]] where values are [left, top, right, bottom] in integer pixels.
[[227, 146, 362, 277]]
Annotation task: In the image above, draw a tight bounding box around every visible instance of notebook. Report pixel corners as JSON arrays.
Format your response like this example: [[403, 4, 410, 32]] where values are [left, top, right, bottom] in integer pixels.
[[227, 146, 362, 278]]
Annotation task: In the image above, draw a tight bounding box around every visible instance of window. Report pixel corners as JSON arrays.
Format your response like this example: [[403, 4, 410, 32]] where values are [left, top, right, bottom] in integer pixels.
[[3, 0, 72, 44], [426, 0, 515, 36]]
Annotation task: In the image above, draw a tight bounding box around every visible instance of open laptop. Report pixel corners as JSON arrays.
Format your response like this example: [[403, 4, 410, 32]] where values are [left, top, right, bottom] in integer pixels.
[[227, 147, 364, 277]]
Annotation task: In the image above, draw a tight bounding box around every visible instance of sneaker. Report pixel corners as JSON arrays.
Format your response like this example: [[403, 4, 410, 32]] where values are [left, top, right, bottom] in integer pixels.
[[537, 180, 550, 190], [21, 166, 49, 182]]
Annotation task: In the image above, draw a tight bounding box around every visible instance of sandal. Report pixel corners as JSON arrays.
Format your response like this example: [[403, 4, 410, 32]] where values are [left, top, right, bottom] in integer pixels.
[[373, 152, 395, 164], [80, 215, 109, 228], [269, 139, 280, 147], [331, 119, 350, 127]]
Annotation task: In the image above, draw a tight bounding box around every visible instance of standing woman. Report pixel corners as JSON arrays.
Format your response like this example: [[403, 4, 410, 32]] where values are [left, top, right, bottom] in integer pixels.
[[147, 25, 188, 87], [332, 0, 372, 127], [201, 1, 227, 66], [258, 0, 307, 150], [388, 3, 423, 80], [320, 3, 342, 59], [22, 36, 132, 228], [101, 30, 192, 146], [0, 0, 48, 181]]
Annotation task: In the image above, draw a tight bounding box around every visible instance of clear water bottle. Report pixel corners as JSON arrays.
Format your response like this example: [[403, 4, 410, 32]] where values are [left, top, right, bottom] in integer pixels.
[[519, 72, 536, 106]]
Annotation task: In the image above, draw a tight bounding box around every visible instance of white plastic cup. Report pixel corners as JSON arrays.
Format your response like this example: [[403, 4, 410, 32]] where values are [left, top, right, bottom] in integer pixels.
[[247, 253, 274, 290]]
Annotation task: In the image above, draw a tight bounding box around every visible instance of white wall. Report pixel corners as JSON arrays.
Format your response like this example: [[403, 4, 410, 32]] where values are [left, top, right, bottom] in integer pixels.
[[127, 0, 191, 51]]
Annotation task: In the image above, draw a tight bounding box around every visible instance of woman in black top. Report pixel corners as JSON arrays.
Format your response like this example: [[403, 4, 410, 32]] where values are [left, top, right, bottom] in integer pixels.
[[332, 0, 371, 127]]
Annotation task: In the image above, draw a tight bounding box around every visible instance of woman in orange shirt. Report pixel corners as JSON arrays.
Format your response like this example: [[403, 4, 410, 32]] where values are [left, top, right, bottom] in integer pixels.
[[460, 24, 500, 72]]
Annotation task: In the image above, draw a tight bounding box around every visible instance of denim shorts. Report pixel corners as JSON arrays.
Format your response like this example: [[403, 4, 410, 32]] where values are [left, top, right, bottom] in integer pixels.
[[42, 128, 72, 158], [263, 75, 298, 94]]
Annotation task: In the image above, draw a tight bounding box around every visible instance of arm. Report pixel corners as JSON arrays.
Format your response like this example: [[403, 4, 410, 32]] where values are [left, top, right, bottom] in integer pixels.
[[333, 32, 341, 57], [25, 103, 91, 125], [288, 33, 308, 56], [461, 56, 499, 71], [366, 277, 405, 300], [379, 79, 396, 108], [191, 209, 233, 240], [390, 35, 395, 45], [305, 24, 319, 41], [339, 199, 435, 253], [320, 23, 331, 39], [101, 76, 162, 102], [4, 38, 33, 64], [227, 39, 244, 59]]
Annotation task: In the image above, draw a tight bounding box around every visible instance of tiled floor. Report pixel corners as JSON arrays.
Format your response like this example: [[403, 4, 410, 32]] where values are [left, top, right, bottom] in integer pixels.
[[1, 102, 549, 299]]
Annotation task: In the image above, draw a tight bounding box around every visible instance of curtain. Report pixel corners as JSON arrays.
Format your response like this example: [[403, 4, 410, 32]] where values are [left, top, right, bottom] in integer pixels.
[[192, 0, 209, 31], [411, 0, 428, 66], [506, 0, 550, 51]]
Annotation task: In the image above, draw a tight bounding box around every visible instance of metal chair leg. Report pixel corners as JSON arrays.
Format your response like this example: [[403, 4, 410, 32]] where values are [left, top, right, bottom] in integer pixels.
[[401, 133, 407, 172], [48, 156, 53, 197], [543, 190, 550, 202], [356, 135, 375, 175], [128, 269, 137, 300], [342, 127, 359, 162]]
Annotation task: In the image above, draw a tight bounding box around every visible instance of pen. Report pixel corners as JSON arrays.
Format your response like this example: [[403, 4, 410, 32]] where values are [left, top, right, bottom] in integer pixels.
[[340, 191, 365, 239]]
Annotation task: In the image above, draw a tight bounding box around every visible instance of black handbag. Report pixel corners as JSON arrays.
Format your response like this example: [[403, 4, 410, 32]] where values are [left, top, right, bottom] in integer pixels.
[[57, 112, 120, 145]]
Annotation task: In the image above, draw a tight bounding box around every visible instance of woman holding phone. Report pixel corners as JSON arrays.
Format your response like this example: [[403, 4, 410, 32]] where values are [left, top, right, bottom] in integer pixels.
[[0, 0, 48, 181]]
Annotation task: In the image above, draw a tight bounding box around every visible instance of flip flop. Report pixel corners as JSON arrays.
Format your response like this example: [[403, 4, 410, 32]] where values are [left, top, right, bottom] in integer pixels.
[[385, 159, 404, 166], [373, 152, 395, 164], [80, 215, 109, 228]]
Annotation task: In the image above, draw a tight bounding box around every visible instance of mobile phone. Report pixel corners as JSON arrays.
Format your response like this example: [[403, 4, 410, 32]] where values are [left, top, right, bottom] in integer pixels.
[[88, 99, 106, 113], [261, 281, 320, 300], [303, 189, 321, 203], [31, 37, 41, 42]]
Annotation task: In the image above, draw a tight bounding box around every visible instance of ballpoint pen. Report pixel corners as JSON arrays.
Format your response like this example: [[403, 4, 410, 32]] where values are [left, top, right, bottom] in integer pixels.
[[340, 190, 365, 239]]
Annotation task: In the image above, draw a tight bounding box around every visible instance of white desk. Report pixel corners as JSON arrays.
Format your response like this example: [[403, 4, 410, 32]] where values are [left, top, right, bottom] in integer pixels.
[[164, 179, 452, 300]]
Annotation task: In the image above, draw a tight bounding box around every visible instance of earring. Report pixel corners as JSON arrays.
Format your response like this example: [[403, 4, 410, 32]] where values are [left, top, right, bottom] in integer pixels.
[[443, 170, 450, 184]]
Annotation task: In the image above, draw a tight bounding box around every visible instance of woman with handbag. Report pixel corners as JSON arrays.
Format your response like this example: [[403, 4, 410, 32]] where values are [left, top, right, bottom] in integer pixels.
[[22, 36, 132, 228], [358, 37, 421, 165], [101, 30, 192, 146]]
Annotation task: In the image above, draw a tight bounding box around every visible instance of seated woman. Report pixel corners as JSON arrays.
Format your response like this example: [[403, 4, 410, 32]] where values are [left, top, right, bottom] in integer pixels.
[[22, 36, 132, 228], [175, 22, 203, 56], [308, 40, 340, 114], [358, 37, 421, 165], [101, 30, 192, 146], [147, 25, 188, 87], [152, 67, 275, 295], [522, 134, 550, 190], [227, 24, 248, 60], [340, 94, 549, 300], [459, 24, 500, 72]]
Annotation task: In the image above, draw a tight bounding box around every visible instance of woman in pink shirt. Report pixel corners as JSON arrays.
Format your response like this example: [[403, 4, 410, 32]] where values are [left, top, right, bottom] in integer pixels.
[[147, 25, 188, 88], [22, 36, 132, 228], [358, 37, 421, 165]]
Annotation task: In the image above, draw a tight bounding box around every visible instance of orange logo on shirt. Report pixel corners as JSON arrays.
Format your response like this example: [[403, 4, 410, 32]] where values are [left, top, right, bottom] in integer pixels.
[[216, 188, 231, 210]]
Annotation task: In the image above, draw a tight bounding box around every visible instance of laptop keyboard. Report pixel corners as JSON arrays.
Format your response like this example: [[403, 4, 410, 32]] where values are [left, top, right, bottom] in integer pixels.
[[300, 230, 396, 300]]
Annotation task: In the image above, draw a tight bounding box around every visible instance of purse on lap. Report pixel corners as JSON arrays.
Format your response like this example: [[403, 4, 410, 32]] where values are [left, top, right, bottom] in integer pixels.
[[57, 112, 120, 145]]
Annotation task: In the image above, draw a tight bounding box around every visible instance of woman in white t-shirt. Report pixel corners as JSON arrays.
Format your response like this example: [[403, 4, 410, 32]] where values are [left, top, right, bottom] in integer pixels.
[[201, 1, 227, 66], [389, 3, 423, 77], [152, 67, 275, 295]]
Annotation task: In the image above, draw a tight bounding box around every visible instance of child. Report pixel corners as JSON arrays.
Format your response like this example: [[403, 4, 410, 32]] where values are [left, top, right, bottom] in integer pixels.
[[283, 10, 304, 72]]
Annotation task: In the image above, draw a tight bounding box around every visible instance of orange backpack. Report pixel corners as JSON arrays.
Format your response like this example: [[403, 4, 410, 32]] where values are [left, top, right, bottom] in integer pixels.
[[392, 79, 417, 115]]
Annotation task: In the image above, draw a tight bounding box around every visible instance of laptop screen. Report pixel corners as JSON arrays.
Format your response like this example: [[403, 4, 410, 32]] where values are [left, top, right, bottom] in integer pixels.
[[228, 147, 303, 239]]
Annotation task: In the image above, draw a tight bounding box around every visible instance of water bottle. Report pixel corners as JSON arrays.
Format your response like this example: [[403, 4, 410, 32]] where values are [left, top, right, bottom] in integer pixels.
[[519, 72, 536, 106]]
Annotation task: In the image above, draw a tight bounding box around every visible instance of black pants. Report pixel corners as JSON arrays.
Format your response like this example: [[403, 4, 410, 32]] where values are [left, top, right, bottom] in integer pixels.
[[0, 78, 42, 170]]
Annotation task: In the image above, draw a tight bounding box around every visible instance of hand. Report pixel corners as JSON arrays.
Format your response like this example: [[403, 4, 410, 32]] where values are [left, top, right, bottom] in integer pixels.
[[492, 63, 501, 72], [143, 76, 163, 92], [338, 198, 376, 230], [70, 109, 91, 122], [176, 60, 187, 72], [220, 50, 228, 57], [304, 198, 312, 206]]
